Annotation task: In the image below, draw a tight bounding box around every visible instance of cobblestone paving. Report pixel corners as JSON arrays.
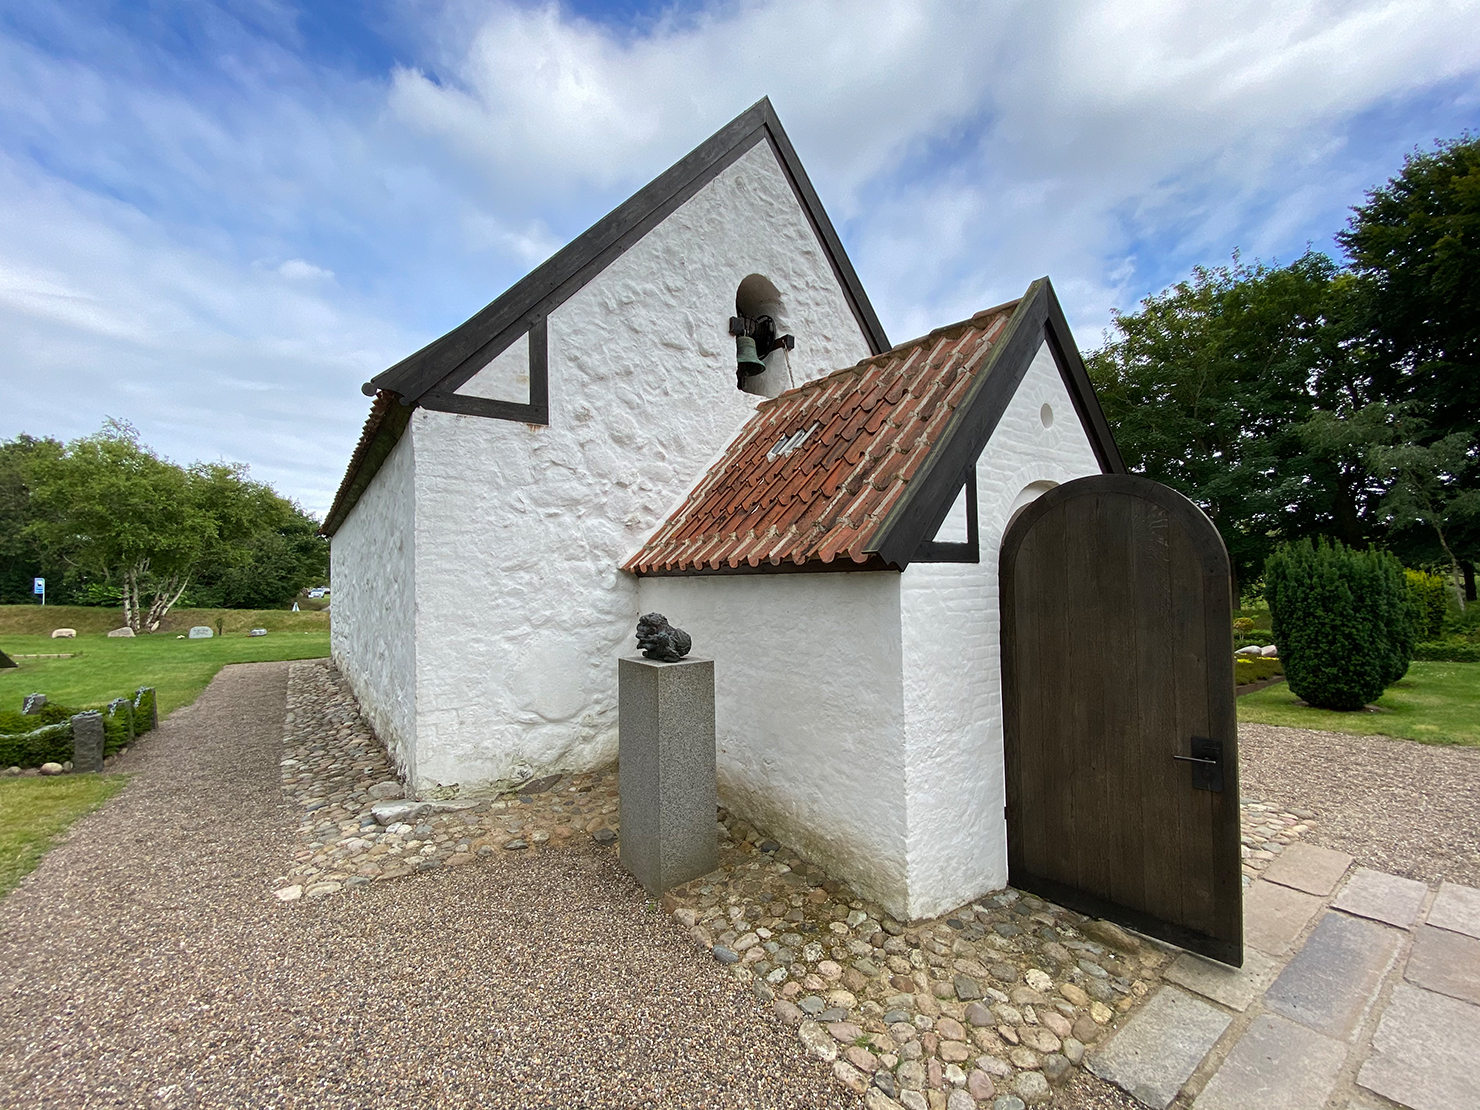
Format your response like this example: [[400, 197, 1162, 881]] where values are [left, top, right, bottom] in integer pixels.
[[276, 660, 1319, 1108]]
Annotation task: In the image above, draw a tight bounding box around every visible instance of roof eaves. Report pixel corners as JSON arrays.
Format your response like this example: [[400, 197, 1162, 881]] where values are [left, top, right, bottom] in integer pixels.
[[320, 391, 413, 537]]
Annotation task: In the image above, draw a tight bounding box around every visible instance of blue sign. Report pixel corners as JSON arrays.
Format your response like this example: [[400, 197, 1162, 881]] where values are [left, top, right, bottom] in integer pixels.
[[33, 577, 44, 594]]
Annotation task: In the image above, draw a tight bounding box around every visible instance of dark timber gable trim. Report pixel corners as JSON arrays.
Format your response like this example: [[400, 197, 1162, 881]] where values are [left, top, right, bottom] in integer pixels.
[[366, 97, 888, 406], [912, 471, 980, 563], [324, 97, 887, 537], [419, 317, 549, 424], [870, 278, 1126, 570]]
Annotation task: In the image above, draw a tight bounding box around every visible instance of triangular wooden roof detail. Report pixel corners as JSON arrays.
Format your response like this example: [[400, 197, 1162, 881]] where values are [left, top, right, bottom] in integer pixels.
[[366, 96, 889, 404], [625, 278, 1125, 575], [323, 97, 888, 537]]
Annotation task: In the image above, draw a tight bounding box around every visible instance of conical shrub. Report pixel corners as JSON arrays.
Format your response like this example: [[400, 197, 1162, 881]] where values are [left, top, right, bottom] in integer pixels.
[[1265, 538, 1414, 710]]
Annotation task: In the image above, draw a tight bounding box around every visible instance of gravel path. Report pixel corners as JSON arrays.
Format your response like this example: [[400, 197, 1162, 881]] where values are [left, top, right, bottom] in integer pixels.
[[1240, 722, 1480, 888], [0, 662, 855, 1109]]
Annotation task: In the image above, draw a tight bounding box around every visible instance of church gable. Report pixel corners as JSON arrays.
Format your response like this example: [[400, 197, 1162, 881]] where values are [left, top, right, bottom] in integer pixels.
[[323, 97, 888, 537]]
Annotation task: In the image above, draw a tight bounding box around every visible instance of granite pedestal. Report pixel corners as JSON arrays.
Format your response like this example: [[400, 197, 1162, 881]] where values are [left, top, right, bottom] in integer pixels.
[[617, 655, 717, 896], [71, 711, 104, 773]]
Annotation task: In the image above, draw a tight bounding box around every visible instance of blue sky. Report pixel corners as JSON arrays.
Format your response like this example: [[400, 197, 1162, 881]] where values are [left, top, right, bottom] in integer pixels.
[[2, 0, 1478, 514]]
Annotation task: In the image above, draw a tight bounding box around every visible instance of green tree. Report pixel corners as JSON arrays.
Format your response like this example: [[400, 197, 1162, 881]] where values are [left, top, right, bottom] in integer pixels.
[[0, 436, 62, 604], [1338, 134, 1480, 443], [26, 421, 213, 631], [1086, 253, 1367, 594], [1339, 135, 1480, 594], [1367, 427, 1478, 608], [185, 462, 327, 609]]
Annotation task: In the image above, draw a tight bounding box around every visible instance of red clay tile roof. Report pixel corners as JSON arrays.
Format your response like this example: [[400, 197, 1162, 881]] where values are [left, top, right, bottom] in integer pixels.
[[625, 299, 1024, 575], [320, 390, 410, 536]]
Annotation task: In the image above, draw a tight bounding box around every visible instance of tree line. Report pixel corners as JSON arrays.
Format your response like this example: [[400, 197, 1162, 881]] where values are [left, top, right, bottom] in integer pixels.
[[1, 420, 327, 631], [1087, 135, 1478, 605]]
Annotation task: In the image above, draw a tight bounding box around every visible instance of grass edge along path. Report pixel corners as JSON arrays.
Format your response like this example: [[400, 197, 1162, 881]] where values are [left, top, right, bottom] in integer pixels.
[[0, 632, 329, 720], [0, 774, 130, 898], [1238, 660, 1480, 747]]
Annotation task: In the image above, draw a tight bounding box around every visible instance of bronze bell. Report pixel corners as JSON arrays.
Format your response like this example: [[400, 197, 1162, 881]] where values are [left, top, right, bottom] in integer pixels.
[[735, 334, 767, 382]]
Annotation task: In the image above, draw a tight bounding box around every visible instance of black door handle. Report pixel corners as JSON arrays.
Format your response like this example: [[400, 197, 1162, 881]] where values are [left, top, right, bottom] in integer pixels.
[[1176, 737, 1224, 792]]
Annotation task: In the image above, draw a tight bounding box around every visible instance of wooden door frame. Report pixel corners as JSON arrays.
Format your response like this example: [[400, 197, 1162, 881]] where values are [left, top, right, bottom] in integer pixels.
[[1000, 473, 1242, 965]]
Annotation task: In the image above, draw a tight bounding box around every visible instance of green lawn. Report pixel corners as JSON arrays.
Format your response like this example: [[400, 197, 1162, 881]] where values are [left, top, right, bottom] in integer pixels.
[[0, 774, 130, 897], [0, 603, 328, 637], [0, 630, 330, 718], [1238, 660, 1480, 747]]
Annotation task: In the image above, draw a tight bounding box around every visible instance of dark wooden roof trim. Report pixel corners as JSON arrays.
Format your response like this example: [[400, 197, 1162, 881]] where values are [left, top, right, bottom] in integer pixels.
[[1041, 283, 1126, 476], [913, 471, 980, 563], [869, 278, 1125, 569], [368, 97, 888, 405], [320, 392, 412, 537], [422, 317, 549, 424]]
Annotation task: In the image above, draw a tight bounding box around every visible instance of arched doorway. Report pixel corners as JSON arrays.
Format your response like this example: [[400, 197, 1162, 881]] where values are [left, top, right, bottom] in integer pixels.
[[999, 473, 1242, 965]]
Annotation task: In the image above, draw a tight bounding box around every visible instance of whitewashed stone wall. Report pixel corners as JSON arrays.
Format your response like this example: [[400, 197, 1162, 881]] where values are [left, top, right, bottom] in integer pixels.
[[329, 432, 418, 779], [637, 572, 909, 915], [385, 139, 874, 794], [899, 341, 1104, 919]]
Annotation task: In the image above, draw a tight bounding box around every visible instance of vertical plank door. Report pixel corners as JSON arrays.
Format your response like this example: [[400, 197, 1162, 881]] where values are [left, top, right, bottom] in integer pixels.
[[1000, 473, 1242, 965]]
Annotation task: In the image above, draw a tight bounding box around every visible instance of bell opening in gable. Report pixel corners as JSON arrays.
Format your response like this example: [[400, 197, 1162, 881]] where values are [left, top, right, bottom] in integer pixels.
[[731, 274, 794, 399]]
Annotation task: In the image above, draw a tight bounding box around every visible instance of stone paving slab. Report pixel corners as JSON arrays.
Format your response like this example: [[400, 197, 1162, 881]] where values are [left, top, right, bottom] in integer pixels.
[[1333, 867, 1429, 929], [1357, 983, 1480, 1110], [1263, 911, 1401, 1039], [1426, 881, 1480, 940], [1162, 947, 1279, 1012], [1191, 1012, 1347, 1110], [1086, 986, 1231, 1110], [1405, 924, 1480, 1006], [1244, 879, 1324, 956], [1261, 841, 1354, 897]]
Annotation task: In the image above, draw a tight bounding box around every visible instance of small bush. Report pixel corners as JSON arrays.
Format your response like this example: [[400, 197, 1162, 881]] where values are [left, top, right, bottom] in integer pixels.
[[1265, 538, 1414, 710], [1406, 570, 1450, 642], [0, 721, 73, 767], [1234, 657, 1284, 685], [0, 686, 156, 768]]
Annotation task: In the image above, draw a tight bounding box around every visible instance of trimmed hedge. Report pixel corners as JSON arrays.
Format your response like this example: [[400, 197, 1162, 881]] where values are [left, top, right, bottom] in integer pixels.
[[1265, 539, 1414, 711], [0, 687, 157, 768], [1406, 570, 1450, 642], [1234, 656, 1285, 685], [1413, 639, 1480, 663]]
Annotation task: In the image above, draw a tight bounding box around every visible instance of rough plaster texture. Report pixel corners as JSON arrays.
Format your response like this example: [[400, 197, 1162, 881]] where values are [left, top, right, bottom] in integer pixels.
[[329, 431, 418, 779], [333, 139, 873, 795], [898, 340, 1104, 918], [637, 572, 909, 915], [455, 329, 529, 403]]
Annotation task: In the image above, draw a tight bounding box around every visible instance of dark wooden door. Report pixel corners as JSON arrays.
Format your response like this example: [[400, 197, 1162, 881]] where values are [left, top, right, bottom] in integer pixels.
[[1001, 473, 1242, 965]]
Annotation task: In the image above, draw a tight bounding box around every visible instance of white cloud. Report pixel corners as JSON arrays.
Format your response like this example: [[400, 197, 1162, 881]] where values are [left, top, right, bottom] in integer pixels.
[[1, 0, 1477, 513], [277, 258, 335, 281]]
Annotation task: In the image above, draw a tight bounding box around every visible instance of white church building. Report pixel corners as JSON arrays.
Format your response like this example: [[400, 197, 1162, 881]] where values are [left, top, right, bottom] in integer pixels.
[[324, 99, 1125, 921]]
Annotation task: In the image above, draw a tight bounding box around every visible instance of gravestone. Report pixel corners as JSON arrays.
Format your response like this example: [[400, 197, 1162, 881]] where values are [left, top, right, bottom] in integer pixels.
[[71, 711, 105, 773], [107, 627, 135, 638], [188, 626, 213, 639], [618, 654, 717, 895], [22, 693, 47, 714]]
